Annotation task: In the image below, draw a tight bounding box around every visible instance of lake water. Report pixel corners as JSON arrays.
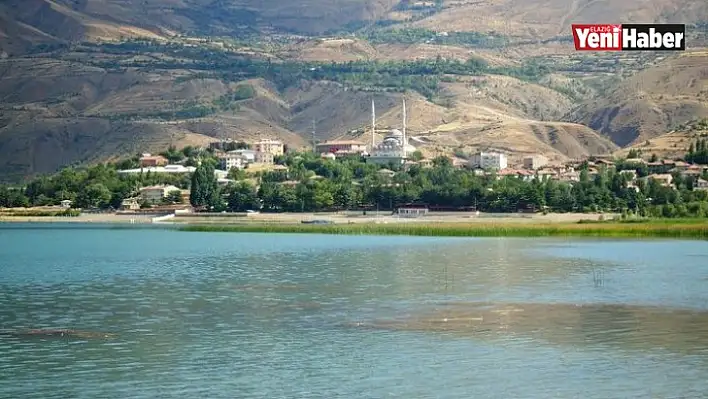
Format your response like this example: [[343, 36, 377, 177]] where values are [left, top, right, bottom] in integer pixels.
[[1, 224, 707, 398]]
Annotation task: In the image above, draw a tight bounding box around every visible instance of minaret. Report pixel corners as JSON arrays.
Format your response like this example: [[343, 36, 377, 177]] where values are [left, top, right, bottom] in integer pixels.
[[402, 97, 407, 153], [371, 98, 376, 151]]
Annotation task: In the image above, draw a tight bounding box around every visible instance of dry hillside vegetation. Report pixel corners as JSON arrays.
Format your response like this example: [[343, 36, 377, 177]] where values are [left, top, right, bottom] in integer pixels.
[[569, 51, 708, 147], [0, 0, 707, 182], [0, 0, 399, 55], [0, 47, 618, 180], [408, 0, 708, 39], [613, 120, 708, 160]]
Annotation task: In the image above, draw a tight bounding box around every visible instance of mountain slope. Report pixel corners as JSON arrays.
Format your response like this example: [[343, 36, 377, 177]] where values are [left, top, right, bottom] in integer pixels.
[[568, 51, 708, 147], [407, 0, 708, 39], [0, 0, 706, 182]]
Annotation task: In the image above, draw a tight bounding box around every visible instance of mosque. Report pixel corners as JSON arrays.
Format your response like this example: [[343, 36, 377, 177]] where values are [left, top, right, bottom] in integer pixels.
[[367, 98, 417, 165]]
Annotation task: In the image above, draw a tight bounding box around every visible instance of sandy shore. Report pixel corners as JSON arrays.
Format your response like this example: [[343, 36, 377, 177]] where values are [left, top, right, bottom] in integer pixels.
[[170, 211, 615, 225], [0, 211, 617, 225]]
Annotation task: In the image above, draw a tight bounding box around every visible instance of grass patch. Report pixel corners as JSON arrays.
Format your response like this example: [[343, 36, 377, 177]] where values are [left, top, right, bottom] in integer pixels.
[[0, 209, 80, 217], [181, 221, 708, 239]]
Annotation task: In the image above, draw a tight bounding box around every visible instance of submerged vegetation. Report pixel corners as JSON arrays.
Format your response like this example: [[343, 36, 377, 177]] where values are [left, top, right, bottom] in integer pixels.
[[181, 220, 708, 239]]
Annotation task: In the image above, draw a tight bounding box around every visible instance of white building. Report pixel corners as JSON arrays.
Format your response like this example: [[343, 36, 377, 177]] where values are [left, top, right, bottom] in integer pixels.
[[117, 165, 197, 174], [254, 139, 284, 156], [368, 129, 417, 165], [227, 149, 256, 162], [367, 98, 416, 165], [695, 178, 708, 190], [255, 151, 274, 164], [139, 185, 181, 204], [218, 152, 249, 170], [118, 165, 228, 179], [469, 152, 508, 170], [397, 206, 428, 218]]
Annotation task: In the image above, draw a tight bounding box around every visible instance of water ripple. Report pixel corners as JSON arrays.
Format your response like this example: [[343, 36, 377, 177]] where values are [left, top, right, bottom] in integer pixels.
[[1, 228, 707, 398]]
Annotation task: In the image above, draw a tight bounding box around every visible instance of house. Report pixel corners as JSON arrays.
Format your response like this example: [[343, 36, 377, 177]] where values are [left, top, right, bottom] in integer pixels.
[[228, 149, 256, 162], [59, 200, 72, 209], [555, 171, 580, 183], [118, 165, 197, 174], [139, 154, 169, 167], [320, 152, 337, 160], [672, 161, 691, 171], [595, 159, 615, 168], [316, 140, 367, 155], [139, 185, 181, 204], [523, 155, 548, 170], [253, 139, 284, 156], [120, 198, 141, 210], [536, 168, 558, 179], [625, 158, 646, 164], [209, 139, 248, 152], [218, 152, 249, 170], [648, 173, 673, 187], [695, 178, 708, 191], [469, 152, 507, 170], [495, 169, 534, 181], [255, 151, 275, 164], [397, 205, 429, 218]]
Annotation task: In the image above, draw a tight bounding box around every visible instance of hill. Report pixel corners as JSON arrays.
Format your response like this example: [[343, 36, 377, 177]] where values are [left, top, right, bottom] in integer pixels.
[[612, 119, 708, 160], [0, 41, 621, 181], [568, 51, 708, 147], [405, 0, 707, 39], [0, 0, 399, 56], [0, 0, 707, 182]]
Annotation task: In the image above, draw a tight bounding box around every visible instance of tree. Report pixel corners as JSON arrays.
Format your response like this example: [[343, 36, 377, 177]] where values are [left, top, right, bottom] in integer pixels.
[[76, 183, 112, 209], [190, 163, 219, 209], [627, 149, 640, 158], [649, 153, 658, 162], [165, 190, 183, 204], [410, 150, 424, 161], [227, 182, 259, 212]]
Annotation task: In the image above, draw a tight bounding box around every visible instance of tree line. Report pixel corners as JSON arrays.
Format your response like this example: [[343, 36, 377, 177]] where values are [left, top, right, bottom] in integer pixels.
[[185, 151, 708, 218], [3, 148, 708, 218]]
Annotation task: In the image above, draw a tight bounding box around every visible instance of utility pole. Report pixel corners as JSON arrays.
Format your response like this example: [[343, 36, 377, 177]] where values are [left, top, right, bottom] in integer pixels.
[[311, 119, 317, 153]]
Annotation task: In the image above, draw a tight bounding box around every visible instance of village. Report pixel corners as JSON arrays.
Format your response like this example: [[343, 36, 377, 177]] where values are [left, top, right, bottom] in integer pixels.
[[100, 129, 708, 216]]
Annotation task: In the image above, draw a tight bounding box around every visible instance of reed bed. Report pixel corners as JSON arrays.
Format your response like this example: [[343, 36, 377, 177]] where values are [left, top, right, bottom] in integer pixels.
[[0, 209, 80, 217], [181, 220, 708, 239]]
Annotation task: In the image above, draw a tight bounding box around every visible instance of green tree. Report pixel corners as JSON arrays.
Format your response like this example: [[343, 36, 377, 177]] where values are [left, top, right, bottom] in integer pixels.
[[165, 190, 183, 204], [227, 182, 260, 212], [76, 183, 112, 209], [190, 163, 219, 209], [410, 150, 424, 161]]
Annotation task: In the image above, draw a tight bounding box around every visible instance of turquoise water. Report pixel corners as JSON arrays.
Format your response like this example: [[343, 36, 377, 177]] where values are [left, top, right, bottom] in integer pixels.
[[1, 224, 707, 398]]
